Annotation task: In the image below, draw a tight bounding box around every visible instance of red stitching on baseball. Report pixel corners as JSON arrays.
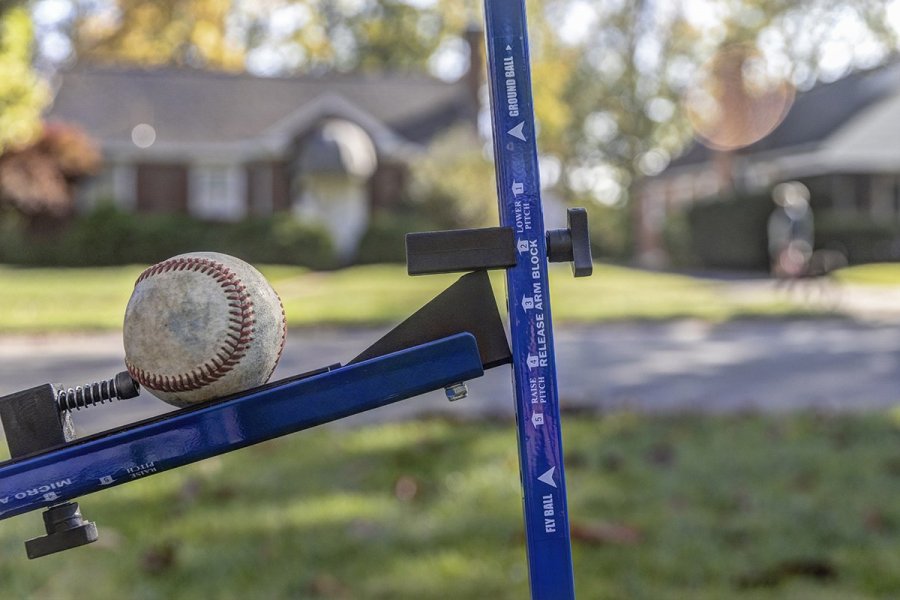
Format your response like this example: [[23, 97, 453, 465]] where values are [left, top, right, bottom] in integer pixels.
[[267, 292, 287, 382], [126, 257, 256, 393]]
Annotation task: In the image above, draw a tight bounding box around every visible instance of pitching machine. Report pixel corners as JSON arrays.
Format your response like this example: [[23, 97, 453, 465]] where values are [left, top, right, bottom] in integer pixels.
[[0, 1, 591, 597]]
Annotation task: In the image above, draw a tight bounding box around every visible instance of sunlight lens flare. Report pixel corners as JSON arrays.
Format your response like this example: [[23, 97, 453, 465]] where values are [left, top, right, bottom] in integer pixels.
[[684, 45, 795, 151]]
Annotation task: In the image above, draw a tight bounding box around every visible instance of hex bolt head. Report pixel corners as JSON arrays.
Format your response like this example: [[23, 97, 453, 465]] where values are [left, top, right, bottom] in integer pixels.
[[445, 382, 468, 402]]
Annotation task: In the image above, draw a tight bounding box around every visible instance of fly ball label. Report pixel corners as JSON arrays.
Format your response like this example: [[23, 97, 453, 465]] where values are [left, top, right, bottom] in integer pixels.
[[543, 495, 556, 533]]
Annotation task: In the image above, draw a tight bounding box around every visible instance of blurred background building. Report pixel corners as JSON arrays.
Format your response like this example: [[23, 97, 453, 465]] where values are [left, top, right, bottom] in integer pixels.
[[4, 1, 900, 270], [49, 46, 481, 259], [638, 61, 900, 270]]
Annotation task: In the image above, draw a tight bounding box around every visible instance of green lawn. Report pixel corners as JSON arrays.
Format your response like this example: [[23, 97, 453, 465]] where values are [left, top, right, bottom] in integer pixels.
[[3, 413, 900, 598], [833, 263, 900, 286], [0, 263, 816, 333]]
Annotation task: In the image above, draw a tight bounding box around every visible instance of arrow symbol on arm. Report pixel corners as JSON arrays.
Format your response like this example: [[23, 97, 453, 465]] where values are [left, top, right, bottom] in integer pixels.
[[538, 467, 557, 488], [508, 122, 526, 141]]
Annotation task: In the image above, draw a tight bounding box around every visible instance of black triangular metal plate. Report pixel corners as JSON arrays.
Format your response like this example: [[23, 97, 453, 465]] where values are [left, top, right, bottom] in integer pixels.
[[349, 271, 511, 369]]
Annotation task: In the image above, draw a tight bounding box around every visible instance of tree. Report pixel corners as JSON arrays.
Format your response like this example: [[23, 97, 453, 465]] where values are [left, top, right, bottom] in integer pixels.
[[0, 6, 48, 152], [408, 125, 498, 229], [63, 0, 464, 73], [0, 121, 101, 218], [70, 0, 243, 69], [557, 0, 898, 211]]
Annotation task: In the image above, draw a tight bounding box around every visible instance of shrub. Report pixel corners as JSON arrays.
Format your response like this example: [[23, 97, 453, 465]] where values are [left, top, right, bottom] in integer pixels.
[[0, 205, 336, 268], [407, 126, 498, 230], [815, 213, 900, 264], [676, 193, 900, 269], [355, 213, 438, 264], [685, 193, 772, 270], [662, 209, 696, 267]]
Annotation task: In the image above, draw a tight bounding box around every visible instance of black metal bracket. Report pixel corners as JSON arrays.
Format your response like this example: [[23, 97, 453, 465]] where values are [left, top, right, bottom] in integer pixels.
[[351, 270, 511, 369], [406, 227, 517, 275], [0, 384, 77, 459], [405, 208, 592, 277]]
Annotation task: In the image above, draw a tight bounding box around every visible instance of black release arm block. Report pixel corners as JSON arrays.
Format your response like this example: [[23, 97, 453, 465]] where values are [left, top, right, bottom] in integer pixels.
[[406, 227, 517, 275]]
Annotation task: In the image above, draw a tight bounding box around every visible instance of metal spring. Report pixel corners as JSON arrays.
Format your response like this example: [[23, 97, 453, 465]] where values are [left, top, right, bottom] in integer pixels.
[[56, 377, 121, 412]]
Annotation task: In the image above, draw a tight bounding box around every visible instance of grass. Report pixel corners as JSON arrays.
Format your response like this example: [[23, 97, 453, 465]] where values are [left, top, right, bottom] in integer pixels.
[[0, 263, 816, 333], [3, 413, 900, 598], [833, 263, 900, 287]]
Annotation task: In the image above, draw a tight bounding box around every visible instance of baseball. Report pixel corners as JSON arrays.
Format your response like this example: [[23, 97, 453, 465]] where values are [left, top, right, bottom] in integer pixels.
[[123, 252, 287, 407]]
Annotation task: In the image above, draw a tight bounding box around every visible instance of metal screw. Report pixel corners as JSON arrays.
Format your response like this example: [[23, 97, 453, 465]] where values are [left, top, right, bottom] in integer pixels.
[[444, 382, 468, 402]]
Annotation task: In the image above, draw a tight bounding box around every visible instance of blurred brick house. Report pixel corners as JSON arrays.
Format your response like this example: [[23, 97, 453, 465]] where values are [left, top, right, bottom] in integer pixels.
[[637, 61, 900, 266], [47, 34, 482, 259]]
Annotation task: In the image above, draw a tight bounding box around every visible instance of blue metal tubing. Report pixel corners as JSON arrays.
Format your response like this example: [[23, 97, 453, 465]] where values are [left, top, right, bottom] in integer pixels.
[[0, 333, 484, 521], [483, 0, 577, 597]]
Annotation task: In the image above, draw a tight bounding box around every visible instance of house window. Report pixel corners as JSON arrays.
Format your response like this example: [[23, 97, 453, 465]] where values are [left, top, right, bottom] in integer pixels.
[[870, 175, 894, 219], [137, 163, 188, 213], [189, 165, 246, 221]]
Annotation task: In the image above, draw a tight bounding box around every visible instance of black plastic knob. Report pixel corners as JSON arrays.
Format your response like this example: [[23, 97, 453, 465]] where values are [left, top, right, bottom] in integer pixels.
[[547, 208, 593, 277], [25, 502, 98, 559]]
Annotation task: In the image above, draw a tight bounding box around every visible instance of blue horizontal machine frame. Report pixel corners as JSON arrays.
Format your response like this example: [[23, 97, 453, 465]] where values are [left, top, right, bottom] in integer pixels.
[[0, 333, 484, 521]]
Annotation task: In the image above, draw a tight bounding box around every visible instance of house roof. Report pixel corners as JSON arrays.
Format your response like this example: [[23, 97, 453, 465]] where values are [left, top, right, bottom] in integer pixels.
[[668, 61, 900, 174], [47, 66, 476, 160]]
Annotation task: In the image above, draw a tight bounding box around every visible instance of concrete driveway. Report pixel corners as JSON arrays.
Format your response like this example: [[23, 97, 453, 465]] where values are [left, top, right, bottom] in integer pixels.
[[2, 319, 900, 437]]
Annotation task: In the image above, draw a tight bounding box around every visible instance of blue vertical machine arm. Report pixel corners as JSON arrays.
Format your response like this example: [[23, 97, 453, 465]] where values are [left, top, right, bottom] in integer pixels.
[[483, 0, 577, 598]]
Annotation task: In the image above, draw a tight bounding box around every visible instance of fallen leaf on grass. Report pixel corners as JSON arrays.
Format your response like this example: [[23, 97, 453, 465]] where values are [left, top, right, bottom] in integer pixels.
[[570, 521, 642, 546], [735, 557, 837, 588], [394, 475, 420, 502], [645, 442, 676, 467], [140, 540, 179, 575], [307, 574, 350, 598], [863, 508, 893, 533]]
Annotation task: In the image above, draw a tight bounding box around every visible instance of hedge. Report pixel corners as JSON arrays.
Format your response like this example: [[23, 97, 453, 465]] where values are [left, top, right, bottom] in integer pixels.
[[683, 193, 772, 270], [0, 206, 336, 269], [815, 213, 900, 264], [673, 193, 900, 269]]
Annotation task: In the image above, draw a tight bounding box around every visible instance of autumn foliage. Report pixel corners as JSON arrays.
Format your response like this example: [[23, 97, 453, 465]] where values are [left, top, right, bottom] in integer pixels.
[[0, 121, 101, 217]]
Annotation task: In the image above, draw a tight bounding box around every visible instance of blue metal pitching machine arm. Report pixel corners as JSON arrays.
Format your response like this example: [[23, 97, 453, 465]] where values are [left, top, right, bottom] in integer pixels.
[[0, 1, 591, 597]]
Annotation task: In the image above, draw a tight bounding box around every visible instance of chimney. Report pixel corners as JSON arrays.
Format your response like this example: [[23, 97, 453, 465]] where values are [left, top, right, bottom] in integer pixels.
[[463, 23, 485, 115]]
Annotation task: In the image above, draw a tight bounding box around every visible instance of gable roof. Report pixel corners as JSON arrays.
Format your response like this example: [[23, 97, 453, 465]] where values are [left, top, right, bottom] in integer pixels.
[[669, 61, 900, 171], [47, 66, 476, 160]]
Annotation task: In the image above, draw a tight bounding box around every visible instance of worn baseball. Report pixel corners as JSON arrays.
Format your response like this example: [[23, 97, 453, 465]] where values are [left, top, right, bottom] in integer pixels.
[[123, 252, 287, 407]]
